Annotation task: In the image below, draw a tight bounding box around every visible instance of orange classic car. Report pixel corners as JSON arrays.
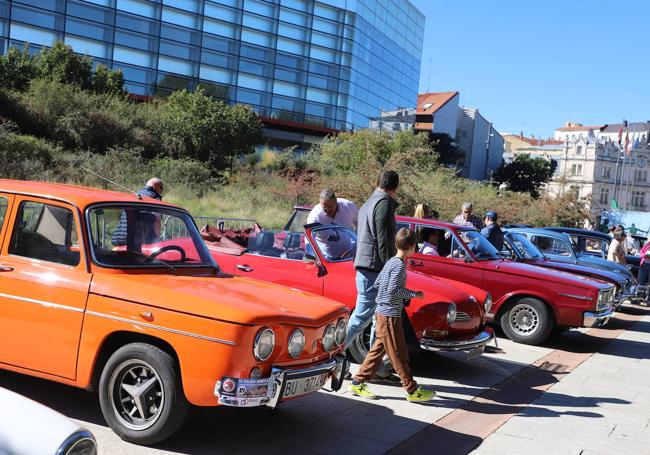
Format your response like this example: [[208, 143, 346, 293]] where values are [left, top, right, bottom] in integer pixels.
[[0, 180, 348, 445]]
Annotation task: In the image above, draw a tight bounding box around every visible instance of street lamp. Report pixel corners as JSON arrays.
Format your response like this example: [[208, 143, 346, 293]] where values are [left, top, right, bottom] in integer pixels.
[[484, 122, 495, 181]]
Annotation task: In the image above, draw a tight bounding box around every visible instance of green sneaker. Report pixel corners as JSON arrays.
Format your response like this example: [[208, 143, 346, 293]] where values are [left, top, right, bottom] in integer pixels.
[[406, 386, 436, 402], [349, 382, 378, 400]]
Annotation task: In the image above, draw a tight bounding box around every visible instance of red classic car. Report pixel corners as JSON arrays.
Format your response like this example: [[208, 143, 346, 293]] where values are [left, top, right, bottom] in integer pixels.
[[206, 222, 494, 363], [285, 209, 616, 345]]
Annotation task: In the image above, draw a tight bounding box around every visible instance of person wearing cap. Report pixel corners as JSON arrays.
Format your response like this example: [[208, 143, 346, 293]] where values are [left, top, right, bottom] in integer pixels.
[[480, 211, 504, 250]]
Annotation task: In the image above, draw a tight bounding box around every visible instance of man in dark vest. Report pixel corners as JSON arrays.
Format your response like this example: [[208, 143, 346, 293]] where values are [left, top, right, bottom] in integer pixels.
[[345, 170, 400, 377]]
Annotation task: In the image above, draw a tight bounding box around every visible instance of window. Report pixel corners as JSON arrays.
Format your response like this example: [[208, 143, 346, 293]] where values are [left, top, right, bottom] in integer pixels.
[[632, 191, 646, 208], [570, 164, 582, 176], [576, 145, 583, 155], [9, 201, 80, 266], [635, 170, 647, 182], [530, 236, 572, 257], [602, 166, 611, 179], [0, 197, 7, 229], [599, 187, 609, 205]]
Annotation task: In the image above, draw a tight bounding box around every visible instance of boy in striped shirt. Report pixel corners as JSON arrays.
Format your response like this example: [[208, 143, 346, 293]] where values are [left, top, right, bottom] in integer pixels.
[[349, 228, 436, 402]]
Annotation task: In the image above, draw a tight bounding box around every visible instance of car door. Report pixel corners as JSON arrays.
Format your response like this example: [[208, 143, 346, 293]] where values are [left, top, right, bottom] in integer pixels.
[[409, 224, 485, 289], [233, 231, 324, 296], [0, 196, 90, 380]]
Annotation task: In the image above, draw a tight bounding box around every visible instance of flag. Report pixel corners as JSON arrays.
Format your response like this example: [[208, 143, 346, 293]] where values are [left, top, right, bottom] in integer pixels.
[[611, 198, 619, 209], [633, 135, 640, 151], [624, 130, 630, 155], [618, 127, 623, 144]]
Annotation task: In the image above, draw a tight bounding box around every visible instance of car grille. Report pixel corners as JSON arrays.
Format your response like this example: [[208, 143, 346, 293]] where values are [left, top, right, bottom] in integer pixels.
[[455, 311, 471, 322]]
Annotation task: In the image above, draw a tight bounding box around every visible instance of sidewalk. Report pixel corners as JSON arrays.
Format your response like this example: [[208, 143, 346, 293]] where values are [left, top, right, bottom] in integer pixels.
[[473, 307, 650, 455]]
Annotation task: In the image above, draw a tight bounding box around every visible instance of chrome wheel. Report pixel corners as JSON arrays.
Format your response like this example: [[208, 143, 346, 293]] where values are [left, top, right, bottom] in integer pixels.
[[109, 359, 165, 431], [348, 325, 372, 363], [510, 304, 540, 336]]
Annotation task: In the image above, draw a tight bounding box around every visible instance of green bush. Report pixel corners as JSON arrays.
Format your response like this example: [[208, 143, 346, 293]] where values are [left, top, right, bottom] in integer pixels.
[[0, 130, 58, 181]]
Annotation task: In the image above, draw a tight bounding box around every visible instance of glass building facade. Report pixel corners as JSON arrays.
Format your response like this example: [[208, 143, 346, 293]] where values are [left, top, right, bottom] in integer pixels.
[[0, 0, 424, 132]]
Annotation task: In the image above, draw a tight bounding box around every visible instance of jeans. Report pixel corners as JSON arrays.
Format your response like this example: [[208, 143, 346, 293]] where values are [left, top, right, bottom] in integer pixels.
[[345, 269, 379, 350], [639, 262, 650, 286]]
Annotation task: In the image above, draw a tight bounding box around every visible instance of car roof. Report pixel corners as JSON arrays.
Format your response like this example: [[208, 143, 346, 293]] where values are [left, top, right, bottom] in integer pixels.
[[544, 227, 610, 240], [505, 227, 573, 241], [0, 179, 178, 211]]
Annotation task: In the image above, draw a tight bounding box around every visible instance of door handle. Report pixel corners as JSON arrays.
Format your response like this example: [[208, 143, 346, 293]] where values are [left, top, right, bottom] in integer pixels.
[[236, 264, 254, 272], [409, 260, 423, 267], [0, 265, 14, 272]]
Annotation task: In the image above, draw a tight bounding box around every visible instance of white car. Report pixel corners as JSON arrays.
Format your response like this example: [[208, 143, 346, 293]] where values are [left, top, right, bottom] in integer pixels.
[[0, 387, 97, 455]]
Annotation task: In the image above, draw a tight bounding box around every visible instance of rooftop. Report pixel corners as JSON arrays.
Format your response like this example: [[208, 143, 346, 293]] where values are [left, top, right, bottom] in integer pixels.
[[416, 91, 459, 115]]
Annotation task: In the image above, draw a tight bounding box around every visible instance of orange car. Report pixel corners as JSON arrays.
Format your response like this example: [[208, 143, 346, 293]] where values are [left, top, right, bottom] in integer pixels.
[[0, 180, 348, 445]]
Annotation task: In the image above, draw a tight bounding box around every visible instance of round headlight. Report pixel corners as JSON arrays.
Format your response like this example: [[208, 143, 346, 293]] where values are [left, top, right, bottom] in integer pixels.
[[322, 324, 336, 351], [335, 318, 347, 346], [253, 327, 275, 361], [447, 303, 457, 324], [288, 328, 305, 358], [484, 294, 493, 314]]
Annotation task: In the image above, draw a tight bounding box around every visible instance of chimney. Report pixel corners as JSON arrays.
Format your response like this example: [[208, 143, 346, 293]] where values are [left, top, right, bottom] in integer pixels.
[[520, 131, 523, 138]]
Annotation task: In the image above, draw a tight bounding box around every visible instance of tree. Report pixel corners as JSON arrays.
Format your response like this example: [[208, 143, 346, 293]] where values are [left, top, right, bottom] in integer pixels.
[[427, 132, 465, 167], [37, 41, 94, 90], [160, 89, 263, 173], [494, 154, 558, 198], [92, 64, 126, 95], [0, 46, 39, 91]]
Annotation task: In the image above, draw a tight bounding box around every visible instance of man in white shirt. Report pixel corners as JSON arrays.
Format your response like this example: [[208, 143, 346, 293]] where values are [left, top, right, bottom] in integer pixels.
[[307, 188, 358, 230]]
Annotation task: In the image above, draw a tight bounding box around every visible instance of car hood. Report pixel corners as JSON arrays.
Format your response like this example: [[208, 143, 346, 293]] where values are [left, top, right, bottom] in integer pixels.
[[90, 272, 348, 327], [485, 260, 611, 290], [524, 258, 628, 285], [577, 254, 632, 277]]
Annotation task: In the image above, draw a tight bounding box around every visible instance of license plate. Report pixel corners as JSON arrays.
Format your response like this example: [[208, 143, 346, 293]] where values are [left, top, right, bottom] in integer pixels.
[[283, 373, 328, 399], [467, 346, 485, 360]]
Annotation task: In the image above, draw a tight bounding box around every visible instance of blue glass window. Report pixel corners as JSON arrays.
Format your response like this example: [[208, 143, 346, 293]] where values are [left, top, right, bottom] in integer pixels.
[[274, 67, 305, 84], [312, 17, 339, 35], [162, 7, 198, 29], [239, 58, 272, 77], [272, 81, 302, 98], [204, 3, 240, 23], [203, 18, 238, 39], [201, 49, 237, 70], [0, 21, 6, 37], [164, 0, 200, 13], [159, 40, 200, 61], [116, 0, 159, 19], [66, 17, 112, 41], [244, 0, 275, 16], [116, 12, 159, 35], [117, 64, 157, 84], [202, 34, 239, 54], [311, 31, 339, 49], [280, 0, 308, 13], [275, 52, 306, 70], [114, 30, 158, 52], [82, 0, 113, 6], [13, 0, 65, 13], [11, 5, 64, 31], [306, 87, 334, 104], [240, 43, 273, 62], [113, 46, 155, 68], [241, 29, 272, 47], [67, 1, 113, 24], [242, 13, 273, 32], [236, 88, 271, 107], [308, 74, 337, 91], [277, 23, 307, 41], [161, 24, 200, 45], [279, 8, 308, 27], [158, 55, 196, 77], [237, 73, 270, 92], [314, 3, 341, 21], [276, 37, 306, 56], [64, 35, 109, 58], [210, 0, 241, 7], [199, 65, 235, 84], [310, 46, 337, 63], [10, 24, 59, 46]]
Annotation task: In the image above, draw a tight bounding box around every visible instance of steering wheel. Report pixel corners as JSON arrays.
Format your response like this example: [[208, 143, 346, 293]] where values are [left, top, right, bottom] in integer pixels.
[[150, 245, 186, 261]]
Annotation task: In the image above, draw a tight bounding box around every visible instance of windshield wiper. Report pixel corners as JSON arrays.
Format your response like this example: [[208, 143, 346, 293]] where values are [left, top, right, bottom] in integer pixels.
[[126, 250, 177, 273]]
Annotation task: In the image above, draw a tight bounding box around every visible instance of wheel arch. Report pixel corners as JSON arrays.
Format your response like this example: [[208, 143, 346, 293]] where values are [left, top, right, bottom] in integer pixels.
[[88, 331, 181, 391], [495, 292, 558, 326]]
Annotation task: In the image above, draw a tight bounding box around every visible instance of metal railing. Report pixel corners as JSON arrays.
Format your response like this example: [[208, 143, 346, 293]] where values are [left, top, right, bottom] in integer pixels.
[[193, 216, 257, 231]]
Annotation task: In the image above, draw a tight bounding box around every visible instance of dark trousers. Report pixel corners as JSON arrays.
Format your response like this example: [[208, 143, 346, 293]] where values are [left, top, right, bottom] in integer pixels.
[[353, 313, 417, 394], [638, 262, 650, 286]]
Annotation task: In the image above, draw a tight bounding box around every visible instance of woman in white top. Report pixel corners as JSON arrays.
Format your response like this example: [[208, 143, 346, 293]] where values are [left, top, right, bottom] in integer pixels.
[[419, 227, 440, 256]]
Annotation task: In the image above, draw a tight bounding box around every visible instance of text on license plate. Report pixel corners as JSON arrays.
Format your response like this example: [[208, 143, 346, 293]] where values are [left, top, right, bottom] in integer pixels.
[[283, 373, 328, 398]]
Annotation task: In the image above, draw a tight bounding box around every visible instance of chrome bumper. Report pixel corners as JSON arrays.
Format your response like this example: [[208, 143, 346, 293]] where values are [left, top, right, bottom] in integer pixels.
[[214, 355, 346, 408], [583, 307, 614, 328], [419, 329, 493, 352]]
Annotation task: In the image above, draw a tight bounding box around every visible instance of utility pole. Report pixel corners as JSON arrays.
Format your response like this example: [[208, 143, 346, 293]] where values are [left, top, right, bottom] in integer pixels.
[[484, 122, 494, 181]]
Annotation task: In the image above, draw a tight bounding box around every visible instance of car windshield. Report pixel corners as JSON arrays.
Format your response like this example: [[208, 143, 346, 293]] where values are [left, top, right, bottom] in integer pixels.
[[285, 209, 310, 232], [457, 229, 501, 260], [507, 233, 544, 260], [87, 205, 216, 269], [530, 234, 574, 258], [310, 225, 357, 262]]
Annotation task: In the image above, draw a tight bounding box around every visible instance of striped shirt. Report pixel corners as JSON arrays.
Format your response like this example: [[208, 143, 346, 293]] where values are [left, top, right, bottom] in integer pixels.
[[374, 257, 417, 317]]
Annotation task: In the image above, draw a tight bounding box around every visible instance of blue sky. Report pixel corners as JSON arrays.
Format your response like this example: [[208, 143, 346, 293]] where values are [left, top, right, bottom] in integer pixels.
[[409, 0, 650, 138]]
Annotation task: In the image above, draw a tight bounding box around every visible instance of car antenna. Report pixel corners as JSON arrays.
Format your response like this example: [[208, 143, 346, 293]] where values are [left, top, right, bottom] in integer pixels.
[[81, 167, 142, 199]]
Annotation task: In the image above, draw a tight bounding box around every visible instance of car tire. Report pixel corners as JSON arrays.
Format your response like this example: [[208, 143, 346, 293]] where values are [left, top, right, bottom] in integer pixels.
[[347, 325, 371, 364], [98, 342, 189, 445], [500, 298, 553, 345]]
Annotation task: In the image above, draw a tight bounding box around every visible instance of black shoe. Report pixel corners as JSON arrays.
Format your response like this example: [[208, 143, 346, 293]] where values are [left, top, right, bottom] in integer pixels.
[[369, 372, 401, 385]]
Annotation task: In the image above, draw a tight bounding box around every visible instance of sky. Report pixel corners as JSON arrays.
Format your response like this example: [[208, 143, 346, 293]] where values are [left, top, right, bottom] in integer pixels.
[[409, 0, 650, 138]]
